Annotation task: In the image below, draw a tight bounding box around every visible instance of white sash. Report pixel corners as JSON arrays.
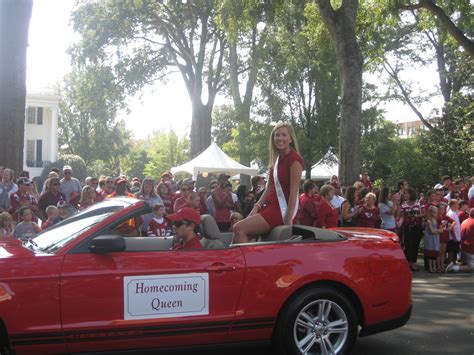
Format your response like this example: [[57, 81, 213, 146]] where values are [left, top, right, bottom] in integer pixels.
[[273, 155, 299, 224]]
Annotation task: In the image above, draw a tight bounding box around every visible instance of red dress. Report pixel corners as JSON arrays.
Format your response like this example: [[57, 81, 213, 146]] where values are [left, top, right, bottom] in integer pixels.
[[259, 149, 304, 228]]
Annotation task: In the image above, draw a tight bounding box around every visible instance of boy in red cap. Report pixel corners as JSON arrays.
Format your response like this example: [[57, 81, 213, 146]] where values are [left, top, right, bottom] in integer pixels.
[[166, 207, 202, 250]]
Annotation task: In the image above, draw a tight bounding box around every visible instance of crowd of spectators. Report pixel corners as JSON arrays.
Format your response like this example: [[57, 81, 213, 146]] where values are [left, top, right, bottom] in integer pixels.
[[0, 164, 473, 273]]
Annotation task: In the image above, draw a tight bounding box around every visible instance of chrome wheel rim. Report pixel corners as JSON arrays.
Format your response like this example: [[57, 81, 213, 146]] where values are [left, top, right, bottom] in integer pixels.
[[293, 299, 349, 355]]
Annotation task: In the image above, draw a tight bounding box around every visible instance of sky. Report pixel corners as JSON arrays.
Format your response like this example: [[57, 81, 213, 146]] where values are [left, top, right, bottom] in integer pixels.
[[26, 0, 443, 140]]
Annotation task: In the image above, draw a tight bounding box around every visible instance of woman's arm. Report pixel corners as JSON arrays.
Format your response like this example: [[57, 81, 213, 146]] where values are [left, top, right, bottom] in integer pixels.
[[427, 220, 443, 234], [285, 161, 303, 225], [248, 176, 272, 217]]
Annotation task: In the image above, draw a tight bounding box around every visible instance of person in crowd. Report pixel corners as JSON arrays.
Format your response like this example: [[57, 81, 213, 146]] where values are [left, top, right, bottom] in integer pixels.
[[42, 169, 60, 192], [229, 212, 243, 232], [251, 175, 266, 202], [166, 207, 202, 250], [299, 180, 317, 227], [227, 183, 240, 214], [378, 187, 398, 232], [424, 205, 443, 273], [330, 183, 345, 226], [9, 178, 39, 223], [341, 186, 358, 227], [0, 168, 17, 213], [207, 180, 218, 217], [468, 176, 474, 207], [330, 175, 339, 185], [212, 174, 235, 232], [159, 172, 176, 195], [458, 200, 469, 224], [197, 187, 209, 215], [136, 178, 163, 207], [13, 206, 41, 241], [41, 205, 59, 230], [187, 192, 202, 213], [79, 186, 97, 210], [458, 177, 469, 201], [393, 179, 409, 205], [101, 176, 115, 198], [0, 212, 14, 237], [0, 166, 4, 180], [353, 181, 364, 203], [354, 192, 380, 228], [233, 122, 303, 243], [173, 178, 195, 204], [38, 177, 66, 221], [315, 185, 338, 229], [107, 177, 134, 198], [56, 200, 70, 222], [357, 187, 370, 206], [130, 177, 141, 194], [157, 182, 173, 214], [236, 185, 253, 218], [147, 204, 170, 236], [59, 165, 81, 215], [446, 208, 474, 273], [441, 175, 452, 195], [173, 182, 192, 213], [87, 177, 103, 202], [434, 184, 448, 204], [446, 199, 462, 265], [399, 187, 424, 271], [438, 203, 454, 270], [360, 170, 372, 191], [27, 180, 40, 201]]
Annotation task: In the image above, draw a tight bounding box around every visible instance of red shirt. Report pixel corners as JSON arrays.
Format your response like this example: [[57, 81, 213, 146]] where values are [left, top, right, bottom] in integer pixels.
[[315, 198, 338, 229], [173, 197, 188, 213], [361, 179, 372, 191], [461, 217, 474, 254], [147, 217, 170, 236], [173, 235, 202, 250], [401, 201, 423, 228], [212, 188, 233, 223], [355, 205, 380, 228], [266, 149, 304, 207], [9, 191, 38, 222], [299, 193, 317, 226]]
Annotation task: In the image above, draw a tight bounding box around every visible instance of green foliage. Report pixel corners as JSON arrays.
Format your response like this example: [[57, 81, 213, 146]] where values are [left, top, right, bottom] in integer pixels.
[[211, 105, 237, 148], [59, 64, 131, 165], [259, 2, 340, 171], [86, 160, 120, 179], [120, 141, 150, 179], [143, 131, 190, 178], [418, 94, 474, 179]]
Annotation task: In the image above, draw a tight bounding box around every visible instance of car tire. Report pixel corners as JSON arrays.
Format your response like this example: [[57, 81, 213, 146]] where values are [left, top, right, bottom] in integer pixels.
[[273, 286, 358, 355]]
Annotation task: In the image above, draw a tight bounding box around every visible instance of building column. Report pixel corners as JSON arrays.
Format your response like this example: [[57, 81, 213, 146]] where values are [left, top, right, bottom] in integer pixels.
[[51, 107, 59, 162]]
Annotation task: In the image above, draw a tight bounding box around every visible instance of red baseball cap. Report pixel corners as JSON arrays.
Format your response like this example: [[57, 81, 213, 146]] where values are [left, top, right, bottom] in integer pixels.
[[166, 207, 201, 225]]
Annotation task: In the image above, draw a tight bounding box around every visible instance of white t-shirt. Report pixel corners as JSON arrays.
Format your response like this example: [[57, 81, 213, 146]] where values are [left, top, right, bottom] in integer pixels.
[[331, 195, 345, 210], [379, 201, 396, 230], [447, 208, 461, 242]]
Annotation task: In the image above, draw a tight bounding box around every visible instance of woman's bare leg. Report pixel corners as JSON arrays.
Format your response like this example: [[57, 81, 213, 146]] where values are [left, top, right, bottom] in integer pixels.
[[233, 214, 271, 243]]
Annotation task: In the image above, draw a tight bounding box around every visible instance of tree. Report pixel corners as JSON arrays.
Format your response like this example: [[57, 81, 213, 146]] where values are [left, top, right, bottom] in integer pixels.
[[144, 131, 190, 178], [71, 0, 226, 157], [0, 0, 33, 175], [394, 0, 474, 57], [259, 2, 340, 178], [315, 0, 364, 185], [120, 141, 150, 180], [211, 104, 237, 147], [59, 65, 131, 166], [39, 154, 88, 192]]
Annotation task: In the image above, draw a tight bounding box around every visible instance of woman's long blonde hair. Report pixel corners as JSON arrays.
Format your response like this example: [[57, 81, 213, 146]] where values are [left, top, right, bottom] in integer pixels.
[[268, 122, 300, 168]]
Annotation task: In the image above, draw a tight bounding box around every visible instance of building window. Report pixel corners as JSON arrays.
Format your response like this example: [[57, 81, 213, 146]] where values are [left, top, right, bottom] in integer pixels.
[[36, 140, 43, 162], [26, 106, 44, 125], [26, 140, 35, 162], [27, 107, 36, 124]]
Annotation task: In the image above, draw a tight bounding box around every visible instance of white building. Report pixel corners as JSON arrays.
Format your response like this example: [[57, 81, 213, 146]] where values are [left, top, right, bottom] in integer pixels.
[[24, 88, 60, 178]]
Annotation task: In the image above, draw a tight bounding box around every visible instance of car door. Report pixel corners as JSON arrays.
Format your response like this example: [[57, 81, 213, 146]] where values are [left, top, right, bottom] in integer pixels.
[[59, 222, 246, 353]]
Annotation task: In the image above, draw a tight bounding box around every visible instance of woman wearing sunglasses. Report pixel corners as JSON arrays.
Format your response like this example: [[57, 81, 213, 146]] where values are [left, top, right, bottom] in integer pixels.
[[37, 177, 66, 221]]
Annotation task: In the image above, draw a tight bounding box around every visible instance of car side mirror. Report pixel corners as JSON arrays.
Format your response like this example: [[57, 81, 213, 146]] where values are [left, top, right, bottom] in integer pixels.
[[89, 235, 126, 254]]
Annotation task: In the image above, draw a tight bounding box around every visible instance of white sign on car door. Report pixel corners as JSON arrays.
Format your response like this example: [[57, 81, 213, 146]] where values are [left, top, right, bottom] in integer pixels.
[[123, 273, 209, 320]]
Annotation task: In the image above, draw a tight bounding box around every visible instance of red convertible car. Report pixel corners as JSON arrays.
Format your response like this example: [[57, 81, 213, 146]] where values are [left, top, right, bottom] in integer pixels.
[[0, 198, 411, 355]]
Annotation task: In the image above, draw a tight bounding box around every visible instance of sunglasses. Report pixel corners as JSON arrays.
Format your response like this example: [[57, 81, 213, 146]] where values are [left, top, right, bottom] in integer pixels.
[[64, 171, 71, 174], [173, 220, 191, 228]]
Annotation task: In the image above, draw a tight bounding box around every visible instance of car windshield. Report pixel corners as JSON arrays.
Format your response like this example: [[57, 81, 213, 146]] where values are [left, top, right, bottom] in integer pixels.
[[25, 213, 113, 254]]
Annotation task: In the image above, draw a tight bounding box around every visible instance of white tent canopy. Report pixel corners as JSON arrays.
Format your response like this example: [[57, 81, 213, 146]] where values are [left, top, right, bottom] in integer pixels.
[[171, 143, 258, 179], [302, 151, 339, 180]]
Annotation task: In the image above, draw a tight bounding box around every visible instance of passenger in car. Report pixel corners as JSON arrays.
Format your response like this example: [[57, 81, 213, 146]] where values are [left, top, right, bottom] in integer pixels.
[[167, 207, 203, 250]]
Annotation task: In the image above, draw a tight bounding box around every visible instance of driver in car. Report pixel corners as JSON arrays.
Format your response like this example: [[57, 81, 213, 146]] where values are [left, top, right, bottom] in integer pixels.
[[166, 207, 202, 250]]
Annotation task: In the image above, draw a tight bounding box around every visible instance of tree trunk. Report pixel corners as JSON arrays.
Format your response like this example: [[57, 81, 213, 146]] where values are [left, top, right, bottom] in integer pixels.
[[316, 0, 363, 186], [0, 0, 33, 176], [190, 101, 212, 158]]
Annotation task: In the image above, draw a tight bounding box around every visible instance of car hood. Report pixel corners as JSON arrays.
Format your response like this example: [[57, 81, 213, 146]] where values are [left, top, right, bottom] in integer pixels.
[[0, 237, 35, 258]]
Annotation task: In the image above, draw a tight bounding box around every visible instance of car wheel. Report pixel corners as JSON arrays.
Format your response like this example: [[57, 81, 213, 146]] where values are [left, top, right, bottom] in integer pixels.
[[275, 287, 358, 355]]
